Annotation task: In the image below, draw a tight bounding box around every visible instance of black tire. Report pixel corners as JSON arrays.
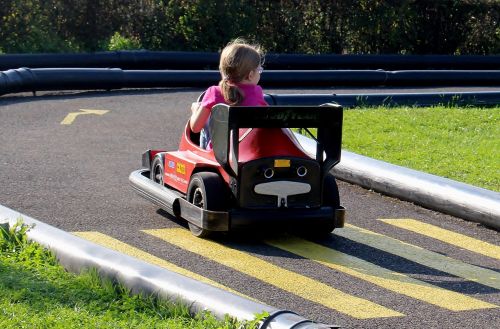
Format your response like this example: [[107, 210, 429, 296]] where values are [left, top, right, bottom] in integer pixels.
[[187, 172, 228, 238], [300, 173, 340, 237], [318, 172, 341, 234], [322, 172, 340, 208], [150, 153, 165, 185]]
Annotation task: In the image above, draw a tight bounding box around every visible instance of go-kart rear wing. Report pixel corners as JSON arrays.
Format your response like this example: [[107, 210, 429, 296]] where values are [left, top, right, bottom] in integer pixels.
[[209, 103, 343, 177]]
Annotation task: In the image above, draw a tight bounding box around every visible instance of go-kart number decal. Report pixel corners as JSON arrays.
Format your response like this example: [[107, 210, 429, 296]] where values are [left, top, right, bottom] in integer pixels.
[[176, 163, 186, 175], [274, 159, 291, 168]]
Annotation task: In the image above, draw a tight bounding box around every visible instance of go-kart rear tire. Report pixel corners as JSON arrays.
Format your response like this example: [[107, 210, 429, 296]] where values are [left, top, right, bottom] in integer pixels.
[[323, 172, 340, 208], [300, 173, 340, 237], [150, 153, 165, 185], [187, 172, 227, 238]]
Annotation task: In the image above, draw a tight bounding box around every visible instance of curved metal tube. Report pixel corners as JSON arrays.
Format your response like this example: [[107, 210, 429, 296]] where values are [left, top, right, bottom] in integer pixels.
[[265, 91, 500, 107], [0, 204, 336, 328], [2, 67, 500, 97], [335, 152, 500, 230], [294, 133, 500, 229], [0, 51, 498, 70]]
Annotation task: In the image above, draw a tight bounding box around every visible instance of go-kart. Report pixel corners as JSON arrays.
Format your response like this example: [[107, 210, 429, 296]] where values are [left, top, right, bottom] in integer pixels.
[[129, 102, 345, 237]]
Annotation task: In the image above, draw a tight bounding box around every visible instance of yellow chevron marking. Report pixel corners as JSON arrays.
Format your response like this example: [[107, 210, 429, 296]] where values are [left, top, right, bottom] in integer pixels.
[[380, 218, 500, 260], [61, 109, 109, 125], [336, 225, 500, 290], [72, 231, 251, 299], [143, 228, 403, 319], [267, 235, 496, 311]]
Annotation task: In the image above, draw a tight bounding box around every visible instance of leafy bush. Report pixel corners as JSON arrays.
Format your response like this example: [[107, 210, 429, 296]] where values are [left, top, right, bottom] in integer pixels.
[[0, 0, 81, 53], [107, 32, 142, 51], [0, 0, 498, 54]]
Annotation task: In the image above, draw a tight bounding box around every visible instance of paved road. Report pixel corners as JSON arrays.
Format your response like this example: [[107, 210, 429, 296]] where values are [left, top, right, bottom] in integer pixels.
[[1, 88, 499, 328]]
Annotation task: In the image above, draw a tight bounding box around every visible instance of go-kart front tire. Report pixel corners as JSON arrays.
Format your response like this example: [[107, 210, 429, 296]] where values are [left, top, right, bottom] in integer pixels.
[[150, 153, 165, 185]]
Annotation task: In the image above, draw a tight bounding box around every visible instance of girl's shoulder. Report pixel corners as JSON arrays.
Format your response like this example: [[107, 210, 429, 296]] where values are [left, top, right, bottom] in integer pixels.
[[205, 85, 222, 96], [202, 85, 225, 107]]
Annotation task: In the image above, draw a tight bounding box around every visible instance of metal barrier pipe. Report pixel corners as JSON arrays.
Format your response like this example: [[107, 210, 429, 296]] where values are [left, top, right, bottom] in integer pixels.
[[2, 68, 500, 97], [388, 70, 500, 86], [264, 53, 500, 70], [33, 68, 125, 90], [260, 70, 500, 87], [123, 70, 219, 88], [0, 204, 338, 329], [1, 51, 499, 70], [264, 91, 500, 107], [334, 151, 500, 230], [293, 134, 500, 230], [0, 51, 220, 71]]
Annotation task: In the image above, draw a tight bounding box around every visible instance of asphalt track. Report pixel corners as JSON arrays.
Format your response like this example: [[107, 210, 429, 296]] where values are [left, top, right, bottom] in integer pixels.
[[0, 87, 499, 328]]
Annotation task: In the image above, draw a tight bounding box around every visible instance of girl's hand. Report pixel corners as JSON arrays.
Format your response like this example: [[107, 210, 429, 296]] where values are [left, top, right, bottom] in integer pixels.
[[191, 102, 201, 114], [189, 102, 209, 133]]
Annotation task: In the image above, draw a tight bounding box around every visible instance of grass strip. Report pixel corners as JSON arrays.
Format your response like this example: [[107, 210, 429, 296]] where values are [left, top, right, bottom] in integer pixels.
[[340, 105, 499, 192], [0, 222, 262, 328]]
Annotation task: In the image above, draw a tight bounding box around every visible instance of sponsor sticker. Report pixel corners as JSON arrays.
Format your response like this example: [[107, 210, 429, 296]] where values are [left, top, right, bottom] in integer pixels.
[[165, 172, 188, 185], [176, 162, 186, 175]]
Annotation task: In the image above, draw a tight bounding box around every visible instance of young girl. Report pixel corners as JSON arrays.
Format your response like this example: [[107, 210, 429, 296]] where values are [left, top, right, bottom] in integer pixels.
[[190, 38, 267, 149]]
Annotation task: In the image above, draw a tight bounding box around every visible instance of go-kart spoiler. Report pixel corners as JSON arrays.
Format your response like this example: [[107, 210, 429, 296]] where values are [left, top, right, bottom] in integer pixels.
[[209, 103, 343, 177]]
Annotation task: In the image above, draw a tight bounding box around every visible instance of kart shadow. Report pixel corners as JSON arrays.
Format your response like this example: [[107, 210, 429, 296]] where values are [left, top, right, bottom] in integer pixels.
[[155, 208, 308, 241], [156, 207, 499, 296]]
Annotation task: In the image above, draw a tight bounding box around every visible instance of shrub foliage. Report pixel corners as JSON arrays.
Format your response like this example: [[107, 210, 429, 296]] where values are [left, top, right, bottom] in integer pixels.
[[0, 0, 498, 54]]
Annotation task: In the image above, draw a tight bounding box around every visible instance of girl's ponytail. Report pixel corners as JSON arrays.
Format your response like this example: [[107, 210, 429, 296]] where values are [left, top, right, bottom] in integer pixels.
[[219, 79, 244, 105]]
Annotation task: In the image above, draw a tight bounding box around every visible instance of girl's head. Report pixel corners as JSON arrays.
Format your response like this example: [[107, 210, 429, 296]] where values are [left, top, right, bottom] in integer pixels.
[[219, 38, 263, 105]]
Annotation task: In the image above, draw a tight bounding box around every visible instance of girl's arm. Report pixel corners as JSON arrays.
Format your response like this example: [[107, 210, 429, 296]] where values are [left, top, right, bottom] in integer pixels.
[[189, 102, 211, 133]]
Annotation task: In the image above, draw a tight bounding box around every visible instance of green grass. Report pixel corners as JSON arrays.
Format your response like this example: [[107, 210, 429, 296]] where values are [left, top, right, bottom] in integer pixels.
[[0, 222, 262, 329], [340, 105, 499, 192]]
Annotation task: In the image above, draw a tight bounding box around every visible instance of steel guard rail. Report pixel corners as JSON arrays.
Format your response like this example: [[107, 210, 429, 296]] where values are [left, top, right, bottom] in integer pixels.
[[0, 51, 499, 70], [263, 92, 500, 107], [0, 204, 339, 329], [1, 67, 500, 99]]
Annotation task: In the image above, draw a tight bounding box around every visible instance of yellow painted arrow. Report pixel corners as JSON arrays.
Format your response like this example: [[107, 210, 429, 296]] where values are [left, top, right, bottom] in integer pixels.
[[61, 109, 109, 125]]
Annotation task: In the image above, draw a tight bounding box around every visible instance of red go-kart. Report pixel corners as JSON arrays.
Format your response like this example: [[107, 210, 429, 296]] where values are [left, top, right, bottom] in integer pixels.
[[129, 102, 345, 237]]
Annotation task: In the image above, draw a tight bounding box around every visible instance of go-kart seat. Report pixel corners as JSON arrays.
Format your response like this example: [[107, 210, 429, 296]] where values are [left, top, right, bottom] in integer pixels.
[[238, 127, 313, 163], [189, 128, 201, 147]]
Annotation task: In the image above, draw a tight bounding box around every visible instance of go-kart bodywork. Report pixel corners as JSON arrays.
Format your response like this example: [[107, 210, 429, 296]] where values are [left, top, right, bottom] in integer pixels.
[[129, 103, 345, 237]]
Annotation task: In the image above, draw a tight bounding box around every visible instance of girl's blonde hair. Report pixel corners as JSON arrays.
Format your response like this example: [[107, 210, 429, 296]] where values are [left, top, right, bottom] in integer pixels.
[[218, 38, 263, 105]]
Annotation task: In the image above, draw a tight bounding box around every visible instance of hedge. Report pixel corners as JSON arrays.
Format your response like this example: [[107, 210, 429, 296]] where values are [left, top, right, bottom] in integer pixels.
[[0, 0, 498, 55]]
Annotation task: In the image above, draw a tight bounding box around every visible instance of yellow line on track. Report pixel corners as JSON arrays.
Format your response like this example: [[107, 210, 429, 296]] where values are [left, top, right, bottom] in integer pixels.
[[72, 231, 251, 299], [143, 228, 404, 319], [266, 235, 496, 311], [336, 225, 500, 290], [60, 109, 109, 125], [379, 218, 500, 260]]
